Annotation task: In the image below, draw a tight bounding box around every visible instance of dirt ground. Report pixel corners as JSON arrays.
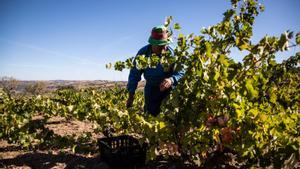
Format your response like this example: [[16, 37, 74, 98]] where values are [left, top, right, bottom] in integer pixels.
[[0, 116, 110, 169], [0, 116, 192, 169]]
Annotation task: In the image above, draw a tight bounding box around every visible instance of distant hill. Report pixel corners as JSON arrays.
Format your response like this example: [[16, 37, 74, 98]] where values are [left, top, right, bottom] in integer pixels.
[[14, 80, 145, 93]]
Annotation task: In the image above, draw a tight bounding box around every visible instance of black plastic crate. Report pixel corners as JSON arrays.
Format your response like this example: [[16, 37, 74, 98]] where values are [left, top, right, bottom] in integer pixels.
[[98, 135, 147, 169]]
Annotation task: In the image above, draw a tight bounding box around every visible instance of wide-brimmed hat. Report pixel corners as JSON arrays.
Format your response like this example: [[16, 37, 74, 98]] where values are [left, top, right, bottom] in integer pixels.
[[148, 25, 171, 46]]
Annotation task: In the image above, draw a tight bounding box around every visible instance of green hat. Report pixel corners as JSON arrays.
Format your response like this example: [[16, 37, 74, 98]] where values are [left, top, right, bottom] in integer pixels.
[[148, 25, 171, 46]]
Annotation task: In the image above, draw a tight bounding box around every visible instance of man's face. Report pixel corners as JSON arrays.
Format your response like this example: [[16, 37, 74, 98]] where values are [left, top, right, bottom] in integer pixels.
[[152, 45, 167, 54]]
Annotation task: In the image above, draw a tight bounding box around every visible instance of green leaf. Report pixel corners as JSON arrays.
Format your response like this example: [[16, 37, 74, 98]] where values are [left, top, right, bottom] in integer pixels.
[[72, 145, 77, 153], [174, 23, 181, 30], [196, 68, 203, 77], [249, 108, 259, 118], [259, 4, 265, 12], [296, 32, 300, 45], [229, 92, 236, 99], [238, 39, 251, 50], [245, 79, 258, 99], [213, 70, 220, 81], [205, 42, 212, 58], [125, 58, 134, 68], [259, 114, 267, 121], [217, 54, 229, 67], [278, 31, 289, 51], [269, 92, 277, 104], [236, 109, 244, 119], [223, 9, 235, 21], [230, 0, 238, 8], [164, 16, 173, 27], [203, 71, 209, 82], [159, 122, 166, 129]]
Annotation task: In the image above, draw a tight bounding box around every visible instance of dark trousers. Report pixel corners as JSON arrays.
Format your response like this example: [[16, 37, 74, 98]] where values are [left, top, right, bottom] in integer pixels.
[[144, 85, 170, 116]]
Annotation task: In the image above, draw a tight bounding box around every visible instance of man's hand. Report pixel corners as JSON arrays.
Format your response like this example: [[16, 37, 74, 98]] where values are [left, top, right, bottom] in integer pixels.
[[160, 78, 172, 91], [126, 94, 134, 108]]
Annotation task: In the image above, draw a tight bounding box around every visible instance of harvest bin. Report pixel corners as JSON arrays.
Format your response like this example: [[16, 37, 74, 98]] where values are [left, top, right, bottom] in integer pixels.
[[98, 135, 147, 169]]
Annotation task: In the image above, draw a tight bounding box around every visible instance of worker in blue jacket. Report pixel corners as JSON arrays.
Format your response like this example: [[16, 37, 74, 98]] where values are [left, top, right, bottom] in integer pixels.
[[126, 25, 184, 116]]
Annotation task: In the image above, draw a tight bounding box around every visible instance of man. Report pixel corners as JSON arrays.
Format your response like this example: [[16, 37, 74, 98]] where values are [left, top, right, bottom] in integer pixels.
[[126, 25, 184, 116]]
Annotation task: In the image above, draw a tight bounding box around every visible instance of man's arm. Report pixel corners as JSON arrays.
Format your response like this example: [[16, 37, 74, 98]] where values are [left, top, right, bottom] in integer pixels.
[[127, 45, 149, 95], [160, 69, 184, 91], [170, 68, 184, 86], [127, 65, 142, 96], [126, 46, 148, 107], [167, 46, 184, 86], [159, 46, 185, 91], [126, 60, 143, 108]]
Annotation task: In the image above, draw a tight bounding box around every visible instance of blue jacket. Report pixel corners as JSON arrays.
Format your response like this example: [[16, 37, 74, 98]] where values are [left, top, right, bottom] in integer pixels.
[[127, 44, 184, 115]]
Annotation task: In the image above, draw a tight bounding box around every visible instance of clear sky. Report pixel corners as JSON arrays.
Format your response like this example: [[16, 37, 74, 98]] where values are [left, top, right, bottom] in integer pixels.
[[0, 0, 299, 81]]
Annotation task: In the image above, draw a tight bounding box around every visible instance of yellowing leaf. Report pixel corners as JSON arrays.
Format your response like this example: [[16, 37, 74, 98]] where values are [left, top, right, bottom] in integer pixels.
[[213, 129, 221, 143], [260, 114, 267, 121], [270, 92, 277, 104], [217, 54, 229, 67], [249, 108, 259, 118], [213, 71, 220, 81], [159, 122, 166, 129], [67, 105, 74, 112], [236, 109, 244, 119], [205, 42, 212, 58], [245, 79, 258, 99]]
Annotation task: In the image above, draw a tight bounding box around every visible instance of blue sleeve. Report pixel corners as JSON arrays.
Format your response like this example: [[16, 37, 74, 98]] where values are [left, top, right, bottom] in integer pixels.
[[170, 68, 184, 86], [127, 64, 142, 95], [127, 48, 146, 95], [167, 46, 184, 86]]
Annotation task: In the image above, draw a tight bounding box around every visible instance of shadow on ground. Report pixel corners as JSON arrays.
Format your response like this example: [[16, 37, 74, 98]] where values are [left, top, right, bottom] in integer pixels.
[[0, 152, 109, 169], [0, 152, 200, 169]]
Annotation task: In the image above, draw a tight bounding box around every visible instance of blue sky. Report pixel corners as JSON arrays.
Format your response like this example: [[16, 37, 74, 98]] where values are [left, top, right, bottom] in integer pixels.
[[0, 0, 299, 80]]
